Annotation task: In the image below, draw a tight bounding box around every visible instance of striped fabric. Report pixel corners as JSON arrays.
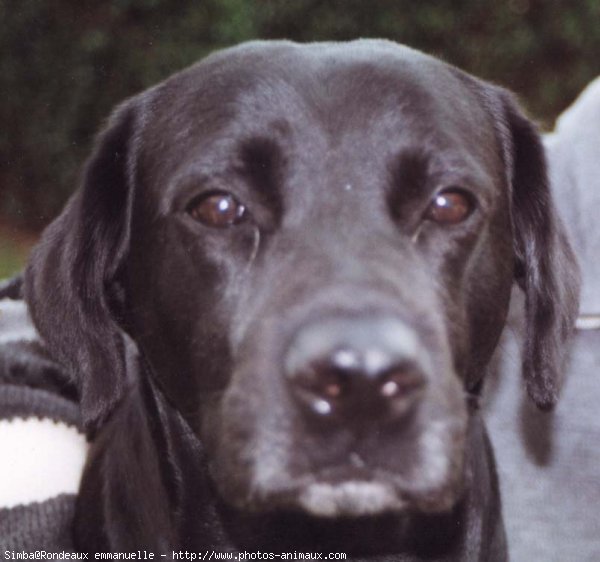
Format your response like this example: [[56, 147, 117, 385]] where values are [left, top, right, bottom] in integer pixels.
[[0, 280, 87, 551]]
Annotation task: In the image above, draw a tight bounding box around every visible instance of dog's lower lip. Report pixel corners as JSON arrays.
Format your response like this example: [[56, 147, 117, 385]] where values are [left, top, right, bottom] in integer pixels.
[[310, 464, 378, 484], [241, 472, 459, 517]]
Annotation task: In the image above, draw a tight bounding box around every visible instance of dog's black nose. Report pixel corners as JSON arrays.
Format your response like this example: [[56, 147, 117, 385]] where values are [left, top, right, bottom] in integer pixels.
[[284, 317, 427, 423]]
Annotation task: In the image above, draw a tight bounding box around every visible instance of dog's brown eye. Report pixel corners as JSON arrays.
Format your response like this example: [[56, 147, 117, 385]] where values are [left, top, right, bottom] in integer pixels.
[[188, 192, 246, 228], [424, 189, 473, 225]]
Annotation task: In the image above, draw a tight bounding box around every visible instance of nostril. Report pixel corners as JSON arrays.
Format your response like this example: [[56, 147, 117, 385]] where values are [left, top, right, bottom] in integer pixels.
[[319, 368, 349, 400], [292, 348, 360, 414], [319, 348, 362, 399], [379, 365, 426, 399]]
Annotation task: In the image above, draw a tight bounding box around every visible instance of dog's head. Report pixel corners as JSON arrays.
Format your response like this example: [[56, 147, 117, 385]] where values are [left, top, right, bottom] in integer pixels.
[[25, 40, 579, 518]]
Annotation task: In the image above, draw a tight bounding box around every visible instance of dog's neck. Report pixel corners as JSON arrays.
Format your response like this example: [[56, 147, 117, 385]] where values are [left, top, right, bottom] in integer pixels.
[[76, 371, 505, 560]]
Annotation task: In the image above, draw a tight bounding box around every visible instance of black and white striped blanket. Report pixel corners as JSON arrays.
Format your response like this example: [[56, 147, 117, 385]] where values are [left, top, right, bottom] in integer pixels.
[[0, 277, 87, 551]]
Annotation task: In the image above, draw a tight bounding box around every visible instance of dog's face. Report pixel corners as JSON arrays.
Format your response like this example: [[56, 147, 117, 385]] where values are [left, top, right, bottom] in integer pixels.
[[125, 41, 513, 516], [25, 40, 579, 521]]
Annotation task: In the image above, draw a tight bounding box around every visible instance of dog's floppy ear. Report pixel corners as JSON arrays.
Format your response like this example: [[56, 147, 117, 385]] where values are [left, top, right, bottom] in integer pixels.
[[25, 99, 139, 432], [495, 89, 580, 410]]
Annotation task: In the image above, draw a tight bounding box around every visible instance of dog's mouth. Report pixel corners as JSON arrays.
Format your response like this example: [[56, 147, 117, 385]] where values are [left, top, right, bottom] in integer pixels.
[[256, 464, 464, 518], [212, 458, 465, 519], [208, 412, 467, 519]]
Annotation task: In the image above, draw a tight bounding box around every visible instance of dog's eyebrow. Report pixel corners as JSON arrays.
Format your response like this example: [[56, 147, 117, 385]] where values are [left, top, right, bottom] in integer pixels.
[[235, 136, 284, 222], [387, 148, 432, 223]]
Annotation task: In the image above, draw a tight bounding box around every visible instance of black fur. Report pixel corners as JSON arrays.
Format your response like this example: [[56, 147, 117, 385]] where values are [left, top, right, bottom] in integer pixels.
[[24, 40, 579, 560]]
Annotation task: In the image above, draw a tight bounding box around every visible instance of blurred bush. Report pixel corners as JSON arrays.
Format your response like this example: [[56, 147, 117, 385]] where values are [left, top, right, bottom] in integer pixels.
[[2, 0, 599, 230]]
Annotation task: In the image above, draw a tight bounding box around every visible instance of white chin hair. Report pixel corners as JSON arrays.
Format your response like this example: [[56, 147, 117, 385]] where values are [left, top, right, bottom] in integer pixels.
[[298, 481, 406, 517]]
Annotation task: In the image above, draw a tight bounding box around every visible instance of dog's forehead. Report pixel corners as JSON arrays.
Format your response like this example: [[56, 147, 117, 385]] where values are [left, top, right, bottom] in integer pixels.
[[140, 41, 501, 205], [150, 40, 488, 133]]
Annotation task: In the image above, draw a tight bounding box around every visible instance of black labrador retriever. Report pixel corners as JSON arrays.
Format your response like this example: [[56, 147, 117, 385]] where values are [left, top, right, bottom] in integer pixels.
[[24, 40, 579, 560]]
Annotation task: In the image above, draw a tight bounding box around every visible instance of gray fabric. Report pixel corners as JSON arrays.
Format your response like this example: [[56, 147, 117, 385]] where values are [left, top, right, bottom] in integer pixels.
[[0, 495, 76, 551], [485, 78, 600, 561], [0, 384, 81, 438], [545, 76, 600, 315], [0, 299, 37, 344]]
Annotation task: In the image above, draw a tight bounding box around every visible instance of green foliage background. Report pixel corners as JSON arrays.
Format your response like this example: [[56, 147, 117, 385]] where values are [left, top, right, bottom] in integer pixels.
[[2, 0, 600, 232]]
